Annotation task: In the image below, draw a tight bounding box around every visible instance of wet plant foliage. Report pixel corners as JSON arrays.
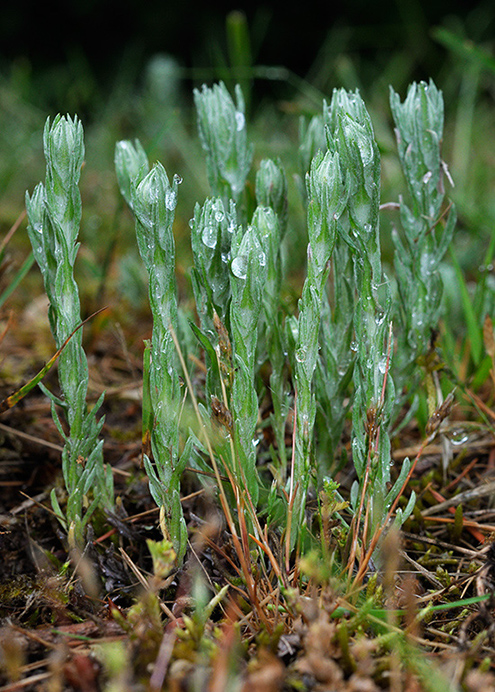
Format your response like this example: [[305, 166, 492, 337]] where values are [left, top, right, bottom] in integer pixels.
[[1, 66, 495, 691]]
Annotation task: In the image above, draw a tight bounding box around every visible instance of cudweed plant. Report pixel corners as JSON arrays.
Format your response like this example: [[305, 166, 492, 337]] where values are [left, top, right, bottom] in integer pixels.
[[187, 197, 238, 434], [25, 115, 113, 547], [117, 80, 452, 560], [251, 203, 289, 469], [298, 114, 326, 199], [289, 149, 346, 546], [314, 239, 355, 473], [389, 80, 456, 411], [194, 81, 253, 209], [114, 138, 149, 209], [254, 161, 289, 461], [190, 101, 289, 510], [291, 86, 448, 553], [255, 158, 288, 236], [189, 196, 238, 334], [25, 79, 456, 566], [326, 91, 415, 548], [311, 94, 356, 472], [229, 222, 267, 507], [115, 141, 190, 562]]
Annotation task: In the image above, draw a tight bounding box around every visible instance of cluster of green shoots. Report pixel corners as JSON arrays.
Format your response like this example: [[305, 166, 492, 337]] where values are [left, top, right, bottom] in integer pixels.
[[26, 116, 113, 548], [26, 80, 454, 569]]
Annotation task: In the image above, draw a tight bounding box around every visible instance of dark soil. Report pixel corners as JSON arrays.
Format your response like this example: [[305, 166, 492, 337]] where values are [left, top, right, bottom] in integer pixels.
[[2, 309, 495, 691]]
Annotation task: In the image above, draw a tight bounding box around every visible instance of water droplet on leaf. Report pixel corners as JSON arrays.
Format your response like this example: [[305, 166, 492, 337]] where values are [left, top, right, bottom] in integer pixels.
[[231, 255, 248, 279], [165, 189, 177, 211], [295, 347, 306, 364], [450, 429, 469, 446], [202, 225, 217, 249], [375, 310, 386, 326], [235, 111, 245, 131]]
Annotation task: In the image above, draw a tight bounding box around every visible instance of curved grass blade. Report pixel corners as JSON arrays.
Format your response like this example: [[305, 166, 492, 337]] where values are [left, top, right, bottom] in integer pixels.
[[0, 307, 107, 414]]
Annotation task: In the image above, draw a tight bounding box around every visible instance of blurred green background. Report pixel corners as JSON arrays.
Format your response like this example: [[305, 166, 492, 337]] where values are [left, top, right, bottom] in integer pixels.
[[1, 1, 494, 363]]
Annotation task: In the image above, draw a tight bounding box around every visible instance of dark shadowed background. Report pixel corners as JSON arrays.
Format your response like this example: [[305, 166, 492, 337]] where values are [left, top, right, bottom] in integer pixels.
[[2, 0, 493, 111]]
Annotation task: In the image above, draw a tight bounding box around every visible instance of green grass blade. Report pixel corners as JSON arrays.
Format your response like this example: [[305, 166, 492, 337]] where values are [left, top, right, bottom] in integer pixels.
[[432, 27, 495, 74], [0, 251, 35, 311], [0, 307, 106, 414], [449, 245, 483, 367]]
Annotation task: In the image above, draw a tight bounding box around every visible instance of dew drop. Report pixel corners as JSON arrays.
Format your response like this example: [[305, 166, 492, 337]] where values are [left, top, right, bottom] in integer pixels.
[[375, 310, 386, 326], [165, 189, 177, 211], [235, 111, 245, 131], [231, 255, 248, 279], [202, 225, 217, 249], [300, 412, 309, 434], [378, 357, 387, 374], [173, 173, 183, 185], [450, 429, 469, 446], [295, 347, 306, 364]]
